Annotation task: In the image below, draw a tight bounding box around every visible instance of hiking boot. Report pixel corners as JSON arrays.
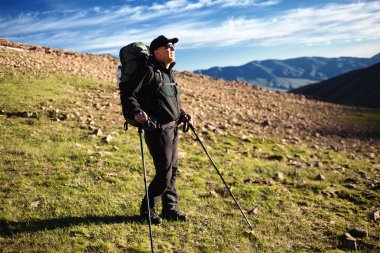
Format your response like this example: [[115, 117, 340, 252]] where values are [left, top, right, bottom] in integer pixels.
[[140, 209, 163, 225], [161, 209, 188, 222]]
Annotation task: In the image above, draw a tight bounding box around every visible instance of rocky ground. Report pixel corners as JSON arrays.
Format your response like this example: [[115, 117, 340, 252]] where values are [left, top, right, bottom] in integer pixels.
[[0, 39, 118, 82], [1, 38, 379, 157], [2, 39, 379, 194]]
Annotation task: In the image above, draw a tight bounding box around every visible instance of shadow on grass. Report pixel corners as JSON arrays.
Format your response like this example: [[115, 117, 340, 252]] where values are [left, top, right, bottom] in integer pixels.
[[0, 215, 142, 237]]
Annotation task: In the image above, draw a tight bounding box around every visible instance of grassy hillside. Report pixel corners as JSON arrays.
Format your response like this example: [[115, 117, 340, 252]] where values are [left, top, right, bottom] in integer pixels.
[[1, 41, 379, 252]]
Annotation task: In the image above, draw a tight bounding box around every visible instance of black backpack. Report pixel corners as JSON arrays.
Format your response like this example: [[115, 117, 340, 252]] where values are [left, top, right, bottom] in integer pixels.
[[118, 42, 151, 128]]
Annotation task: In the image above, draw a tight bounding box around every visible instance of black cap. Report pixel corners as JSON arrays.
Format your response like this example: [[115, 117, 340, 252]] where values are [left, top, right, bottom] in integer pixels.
[[150, 35, 178, 53]]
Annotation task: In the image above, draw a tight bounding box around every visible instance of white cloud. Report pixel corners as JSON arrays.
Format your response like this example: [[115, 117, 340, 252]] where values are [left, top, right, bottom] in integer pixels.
[[148, 0, 279, 11], [175, 1, 380, 48], [1, 0, 379, 56], [214, 0, 281, 7], [1, 0, 280, 35]]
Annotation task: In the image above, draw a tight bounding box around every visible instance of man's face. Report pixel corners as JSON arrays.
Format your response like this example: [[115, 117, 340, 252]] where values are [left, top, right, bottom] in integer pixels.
[[154, 43, 175, 65]]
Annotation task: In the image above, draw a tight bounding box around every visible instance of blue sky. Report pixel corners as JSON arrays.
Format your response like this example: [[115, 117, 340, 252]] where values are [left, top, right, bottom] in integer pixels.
[[1, 0, 380, 71]]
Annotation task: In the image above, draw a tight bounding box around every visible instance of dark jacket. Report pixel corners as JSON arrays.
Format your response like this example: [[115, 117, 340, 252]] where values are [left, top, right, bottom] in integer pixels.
[[124, 57, 185, 124]]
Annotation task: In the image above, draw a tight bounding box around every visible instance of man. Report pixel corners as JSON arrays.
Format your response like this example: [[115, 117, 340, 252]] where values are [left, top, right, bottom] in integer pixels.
[[125, 35, 190, 225]]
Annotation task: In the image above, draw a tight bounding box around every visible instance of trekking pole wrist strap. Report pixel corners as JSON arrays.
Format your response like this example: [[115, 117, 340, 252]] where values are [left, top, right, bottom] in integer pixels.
[[183, 121, 190, 132]]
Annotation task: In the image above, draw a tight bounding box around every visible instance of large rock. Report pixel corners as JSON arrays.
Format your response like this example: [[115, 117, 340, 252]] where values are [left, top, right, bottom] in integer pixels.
[[340, 233, 357, 250], [273, 172, 285, 181], [369, 209, 380, 221], [349, 228, 368, 238], [315, 174, 325, 181], [102, 135, 113, 144]]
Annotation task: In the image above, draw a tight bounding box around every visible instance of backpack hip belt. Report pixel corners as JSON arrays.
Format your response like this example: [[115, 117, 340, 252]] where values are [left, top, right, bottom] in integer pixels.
[[153, 119, 179, 129]]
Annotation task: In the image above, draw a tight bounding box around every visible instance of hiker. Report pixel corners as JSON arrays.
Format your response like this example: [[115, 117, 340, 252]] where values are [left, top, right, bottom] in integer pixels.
[[125, 35, 191, 225]]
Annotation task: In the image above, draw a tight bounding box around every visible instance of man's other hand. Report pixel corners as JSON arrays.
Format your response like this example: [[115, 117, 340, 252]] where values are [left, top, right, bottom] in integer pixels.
[[181, 113, 191, 123], [135, 111, 149, 124]]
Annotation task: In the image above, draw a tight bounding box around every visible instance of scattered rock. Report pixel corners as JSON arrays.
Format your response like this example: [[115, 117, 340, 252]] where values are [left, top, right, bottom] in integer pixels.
[[79, 116, 87, 123], [261, 120, 270, 127], [243, 229, 256, 238], [253, 146, 261, 153], [241, 135, 251, 142], [214, 128, 225, 135], [88, 125, 97, 131], [369, 209, 380, 221], [337, 166, 346, 173], [247, 207, 259, 215], [294, 154, 302, 159], [6, 111, 38, 118], [244, 178, 254, 184], [344, 178, 357, 184], [368, 153, 376, 159], [204, 124, 216, 131], [230, 118, 240, 125], [178, 151, 187, 159], [209, 190, 218, 198], [93, 128, 103, 136], [349, 228, 368, 238], [315, 174, 325, 181], [321, 191, 334, 198], [30, 200, 40, 208], [102, 135, 113, 143], [343, 184, 356, 189], [273, 172, 285, 181], [267, 155, 283, 161], [358, 170, 369, 179], [340, 233, 357, 250], [98, 151, 110, 157], [109, 131, 119, 136]]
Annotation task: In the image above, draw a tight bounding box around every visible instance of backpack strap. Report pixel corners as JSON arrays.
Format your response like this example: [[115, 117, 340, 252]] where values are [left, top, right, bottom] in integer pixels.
[[154, 69, 177, 87], [154, 69, 163, 85]]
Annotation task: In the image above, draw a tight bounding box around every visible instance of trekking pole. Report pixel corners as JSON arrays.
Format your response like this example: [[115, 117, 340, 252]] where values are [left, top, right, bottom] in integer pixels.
[[138, 127, 154, 253], [187, 123, 254, 230]]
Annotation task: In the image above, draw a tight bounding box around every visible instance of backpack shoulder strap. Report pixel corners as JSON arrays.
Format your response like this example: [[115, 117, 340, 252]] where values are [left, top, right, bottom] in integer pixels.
[[149, 63, 177, 88], [154, 70, 163, 86], [146, 59, 162, 85]]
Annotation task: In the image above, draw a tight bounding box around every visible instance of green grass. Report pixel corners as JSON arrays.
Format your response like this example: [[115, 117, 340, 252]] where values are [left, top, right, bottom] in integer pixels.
[[1, 73, 379, 252]]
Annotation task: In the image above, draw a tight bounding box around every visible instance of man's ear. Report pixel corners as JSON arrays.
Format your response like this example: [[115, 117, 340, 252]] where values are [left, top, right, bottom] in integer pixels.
[[154, 50, 162, 60]]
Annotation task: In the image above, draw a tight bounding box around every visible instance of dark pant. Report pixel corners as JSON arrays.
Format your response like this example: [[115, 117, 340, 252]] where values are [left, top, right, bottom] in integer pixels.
[[141, 126, 179, 212]]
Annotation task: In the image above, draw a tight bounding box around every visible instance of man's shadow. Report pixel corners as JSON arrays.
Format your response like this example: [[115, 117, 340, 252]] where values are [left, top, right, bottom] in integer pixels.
[[0, 215, 142, 237]]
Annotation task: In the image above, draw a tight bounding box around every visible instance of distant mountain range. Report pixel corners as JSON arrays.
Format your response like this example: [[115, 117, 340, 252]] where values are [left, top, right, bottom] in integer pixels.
[[289, 63, 380, 109], [194, 54, 380, 91]]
